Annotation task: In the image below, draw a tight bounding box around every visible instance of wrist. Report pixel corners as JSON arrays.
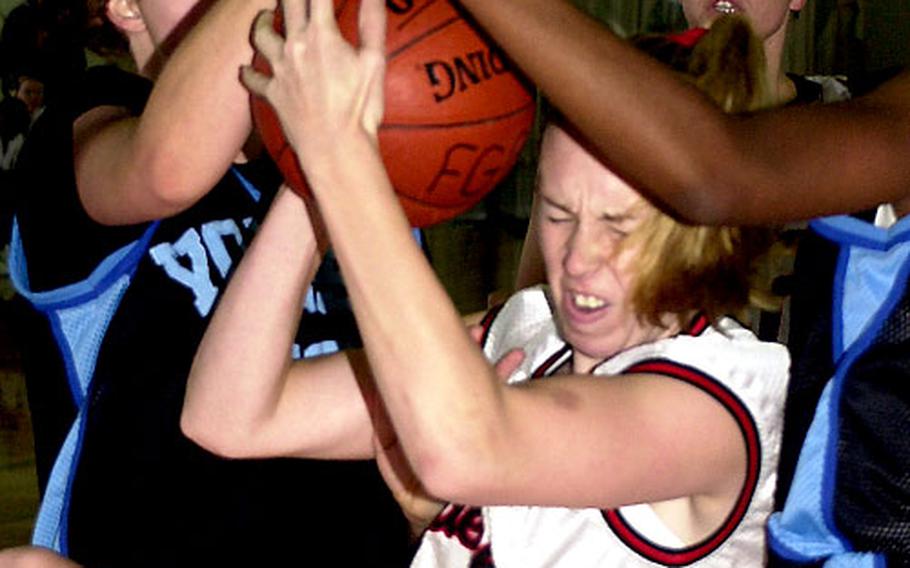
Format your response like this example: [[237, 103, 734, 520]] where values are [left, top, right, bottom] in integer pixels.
[[298, 128, 382, 196]]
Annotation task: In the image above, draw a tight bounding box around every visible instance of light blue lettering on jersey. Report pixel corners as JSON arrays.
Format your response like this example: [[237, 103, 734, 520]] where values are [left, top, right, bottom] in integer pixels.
[[291, 288, 340, 358], [305, 285, 327, 314], [201, 219, 244, 279], [149, 228, 218, 317]]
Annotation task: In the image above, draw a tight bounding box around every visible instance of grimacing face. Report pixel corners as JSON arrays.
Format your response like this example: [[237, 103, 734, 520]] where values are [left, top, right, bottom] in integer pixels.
[[537, 126, 670, 373]]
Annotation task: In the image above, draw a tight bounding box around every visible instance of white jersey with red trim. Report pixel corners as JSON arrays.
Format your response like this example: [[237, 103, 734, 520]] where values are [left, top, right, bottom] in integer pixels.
[[412, 286, 790, 567]]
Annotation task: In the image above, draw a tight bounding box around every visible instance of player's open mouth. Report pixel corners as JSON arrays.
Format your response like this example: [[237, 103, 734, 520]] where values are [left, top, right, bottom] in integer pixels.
[[572, 292, 606, 312], [713, 0, 738, 14]]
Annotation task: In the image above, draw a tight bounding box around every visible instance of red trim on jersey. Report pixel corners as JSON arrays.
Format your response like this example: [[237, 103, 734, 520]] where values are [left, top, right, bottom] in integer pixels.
[[479, 303, 505, 347], [528, 315, 707, 380], [531, 344, 572, 379], [602, 358, 761, 566], [685, 313, 710, 337]]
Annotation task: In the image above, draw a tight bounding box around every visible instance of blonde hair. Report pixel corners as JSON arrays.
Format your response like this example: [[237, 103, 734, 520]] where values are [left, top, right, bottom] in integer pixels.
[[626, 16, 777, 329]]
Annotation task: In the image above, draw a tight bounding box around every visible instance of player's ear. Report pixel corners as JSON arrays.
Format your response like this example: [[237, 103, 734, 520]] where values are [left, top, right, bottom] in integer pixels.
[[789, 0, 807, 13], [106, 0, 146, 34]]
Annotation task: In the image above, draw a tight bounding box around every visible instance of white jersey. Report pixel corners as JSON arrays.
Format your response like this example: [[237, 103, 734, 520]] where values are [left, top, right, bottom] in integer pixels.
[[412, 287, 790, 567]]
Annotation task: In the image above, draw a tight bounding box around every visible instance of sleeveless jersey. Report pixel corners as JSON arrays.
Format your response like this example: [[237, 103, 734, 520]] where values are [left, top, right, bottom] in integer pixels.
[[412, 287, 790, 567], [10, 65, 409, 567], [768, 211, 910, 567]]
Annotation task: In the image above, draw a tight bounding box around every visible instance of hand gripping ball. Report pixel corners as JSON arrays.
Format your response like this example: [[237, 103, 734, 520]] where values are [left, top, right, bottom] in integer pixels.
[[251, 0, 536, 228]]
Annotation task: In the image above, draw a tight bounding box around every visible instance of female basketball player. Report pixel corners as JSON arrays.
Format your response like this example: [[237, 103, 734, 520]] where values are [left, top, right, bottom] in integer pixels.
[[454, 2, 910, 564], [182, 1, 789, 564], [4, 0, 409, 564]]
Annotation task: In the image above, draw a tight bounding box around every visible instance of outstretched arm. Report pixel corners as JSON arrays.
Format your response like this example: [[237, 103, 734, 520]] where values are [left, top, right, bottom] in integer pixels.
[[244, 0, 747, 512], [76, 0, 276, 225], [457, 0, 910, 225]]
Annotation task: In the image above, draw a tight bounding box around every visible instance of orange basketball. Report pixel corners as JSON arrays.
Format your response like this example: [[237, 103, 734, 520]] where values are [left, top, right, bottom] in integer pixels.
[[251, 0, 536, 228]]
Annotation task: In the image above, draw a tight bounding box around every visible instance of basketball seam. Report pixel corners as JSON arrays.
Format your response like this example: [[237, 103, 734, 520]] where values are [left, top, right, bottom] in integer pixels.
[[386, 16, 460, 61], [393, 0, 442, 32], [381, 103, 536, 130]]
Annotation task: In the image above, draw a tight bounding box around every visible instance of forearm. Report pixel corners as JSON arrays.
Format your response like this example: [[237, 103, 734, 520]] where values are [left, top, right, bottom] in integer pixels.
[[80, 0, 277, 224], [455, 0, 733, 220], [182, 186, 320, 457], [457, 1, 910, 224], [308, 133, 509, 495]]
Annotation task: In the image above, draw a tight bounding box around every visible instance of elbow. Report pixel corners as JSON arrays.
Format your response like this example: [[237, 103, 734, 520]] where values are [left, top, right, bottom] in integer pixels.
[[141, 145, 209, 214], [81, 144, 209, 225], [672, 184, 738, 226], [179, 410, 222, 456], [409, 429, 506, 505], [414, 452, 476, 505], [657, 161, 743, 226], [180, 408, 257, 460], [127, 139, 222, 219]]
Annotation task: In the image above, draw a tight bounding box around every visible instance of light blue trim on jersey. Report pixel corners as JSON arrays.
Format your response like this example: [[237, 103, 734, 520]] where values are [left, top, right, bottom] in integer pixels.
[[12, 165, 262, 555], [831, 248, 850, 362], [810, 213, 910, 251], [31, 411, 89, 553], [767, 215, 909, 566], [826, 554, 887, 568], [231, 166, 262, 203], [813, 215, 910, 361], [10, 220, 160, 310], [9, 216, 159, 554], [767, 382, 849, 562], [838, 241, 910, 355]]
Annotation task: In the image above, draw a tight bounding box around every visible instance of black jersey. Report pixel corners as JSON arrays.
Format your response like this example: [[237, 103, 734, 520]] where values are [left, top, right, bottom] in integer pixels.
[[11, 65, 409, 567], [768, 213, 910, 566], [767, 74, 910, 565]]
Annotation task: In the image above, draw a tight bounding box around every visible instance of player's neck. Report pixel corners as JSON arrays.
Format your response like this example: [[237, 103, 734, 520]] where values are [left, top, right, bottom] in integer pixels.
[[129, 34, 157, 79], [763, 27, 795, 106]]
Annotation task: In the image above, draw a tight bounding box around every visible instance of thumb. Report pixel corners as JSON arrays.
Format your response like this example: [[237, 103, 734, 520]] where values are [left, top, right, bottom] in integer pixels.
[[493, 348, 525, 383]]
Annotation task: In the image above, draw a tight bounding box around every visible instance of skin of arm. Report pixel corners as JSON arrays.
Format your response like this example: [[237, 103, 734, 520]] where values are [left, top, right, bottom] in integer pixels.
[[0, 547, 83, 568], [75, 0, 278, 225], [238, 0, 746, 511], [180, 190, 523, 533], [181, 185, 380, 460], [456, 0, 910, 225]]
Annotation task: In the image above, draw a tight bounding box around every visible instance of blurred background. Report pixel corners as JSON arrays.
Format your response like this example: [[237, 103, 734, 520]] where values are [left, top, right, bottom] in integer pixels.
[[0, 0, 907, 549]]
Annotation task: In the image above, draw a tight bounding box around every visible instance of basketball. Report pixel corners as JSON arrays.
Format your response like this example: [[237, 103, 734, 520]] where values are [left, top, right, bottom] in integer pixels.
[[251, 0, 536, 228]]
